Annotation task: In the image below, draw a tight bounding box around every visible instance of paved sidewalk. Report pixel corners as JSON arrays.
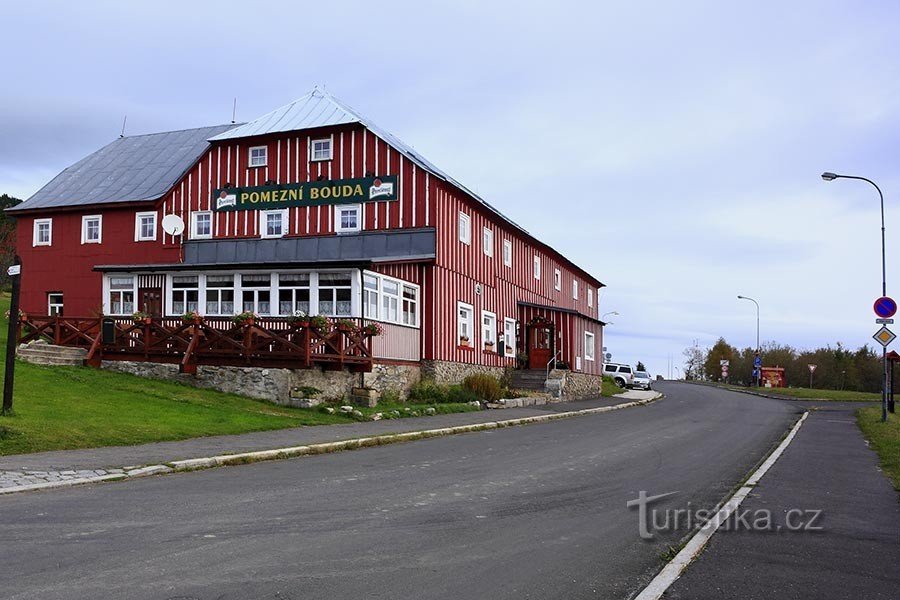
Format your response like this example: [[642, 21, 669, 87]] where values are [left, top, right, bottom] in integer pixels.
[[0, 394, 645, 491], [664, 402, 900, 599]]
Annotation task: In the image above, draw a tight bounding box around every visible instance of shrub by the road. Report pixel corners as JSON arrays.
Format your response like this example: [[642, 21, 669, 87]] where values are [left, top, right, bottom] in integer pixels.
[[462, 374, 502, 402]]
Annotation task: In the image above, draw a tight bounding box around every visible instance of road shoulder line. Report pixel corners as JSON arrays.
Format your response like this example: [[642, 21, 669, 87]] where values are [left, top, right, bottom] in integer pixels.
[[632, 410, 809, 600]]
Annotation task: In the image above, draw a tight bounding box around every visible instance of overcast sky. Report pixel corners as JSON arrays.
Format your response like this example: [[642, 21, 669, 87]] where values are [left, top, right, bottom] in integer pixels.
[[4, 1, 900, 377]]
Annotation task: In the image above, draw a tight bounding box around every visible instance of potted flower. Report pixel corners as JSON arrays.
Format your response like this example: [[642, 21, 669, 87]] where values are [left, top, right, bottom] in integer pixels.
[[362, 322, 384, 336], [484, 340, 495, 352], [310, 315, 330, 334], [5, 309, 26, 322], [132, 311, 152, 325], [181, 310, 203, 324], [232, 311, 258, 326], [459, 334, 470, 347], [336, 318, 357, 333], [287, 310, 309, 326]]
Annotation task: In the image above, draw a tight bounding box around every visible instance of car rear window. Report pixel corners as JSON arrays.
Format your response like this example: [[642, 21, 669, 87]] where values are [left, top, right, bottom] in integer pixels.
[[621, 367, 632, 373]]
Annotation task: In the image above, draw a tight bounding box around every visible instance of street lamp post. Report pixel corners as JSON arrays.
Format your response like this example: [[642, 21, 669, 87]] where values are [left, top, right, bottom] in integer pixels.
[[822, 171, 889, 422], [601, 311, 619, 322], [737, 295, 760, 386]]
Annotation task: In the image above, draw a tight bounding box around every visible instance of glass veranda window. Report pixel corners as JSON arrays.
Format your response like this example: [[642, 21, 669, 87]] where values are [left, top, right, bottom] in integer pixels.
[[109, 277, 134, 315], [381, 279, 400, 322], [241, 274, 271, 315], [278, 273, 310, 316], [319, 273, 352, 316], [364, 274, 379, 319], [171, 276, 199, 314], [205, 275, 234, 315], [402, 285, 418, 326]]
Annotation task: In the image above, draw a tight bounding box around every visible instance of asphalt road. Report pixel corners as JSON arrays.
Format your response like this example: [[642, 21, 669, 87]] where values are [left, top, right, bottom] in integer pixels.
[[0, 382, 799, 600]]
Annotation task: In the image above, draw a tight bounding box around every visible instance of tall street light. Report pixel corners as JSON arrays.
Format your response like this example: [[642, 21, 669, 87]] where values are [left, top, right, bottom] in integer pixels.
[[601, 311, 619, 322], [822, 171, 889, 422], [737, 295, 760, 386]]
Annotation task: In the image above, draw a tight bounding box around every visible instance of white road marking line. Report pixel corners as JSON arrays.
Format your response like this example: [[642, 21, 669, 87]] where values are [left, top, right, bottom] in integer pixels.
[[632, 411, 809, 600]]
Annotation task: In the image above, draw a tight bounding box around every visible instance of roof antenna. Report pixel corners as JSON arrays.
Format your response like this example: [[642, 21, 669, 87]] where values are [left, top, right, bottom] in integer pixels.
[[119, 115, 127, 138], [231, 98, 237, 124]]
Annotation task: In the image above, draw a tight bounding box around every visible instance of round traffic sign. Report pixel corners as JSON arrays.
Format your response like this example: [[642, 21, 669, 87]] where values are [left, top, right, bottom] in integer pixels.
[[874, 296, 897, 319]]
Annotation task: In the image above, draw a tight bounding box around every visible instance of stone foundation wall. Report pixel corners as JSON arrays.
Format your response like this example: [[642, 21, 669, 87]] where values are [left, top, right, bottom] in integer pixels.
[[420, 360, 506, 386], [562, 370, 604, 399], [101, 361, 421, 404]]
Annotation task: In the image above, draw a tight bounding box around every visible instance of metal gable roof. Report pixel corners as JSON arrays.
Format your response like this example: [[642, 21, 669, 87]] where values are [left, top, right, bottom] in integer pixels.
[[209, 88, 532, 237], [11, 124, 238, 212]]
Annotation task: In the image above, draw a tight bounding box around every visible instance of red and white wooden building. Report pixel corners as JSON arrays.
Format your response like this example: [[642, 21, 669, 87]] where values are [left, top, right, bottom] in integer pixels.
[[12, 88, 605, 382]]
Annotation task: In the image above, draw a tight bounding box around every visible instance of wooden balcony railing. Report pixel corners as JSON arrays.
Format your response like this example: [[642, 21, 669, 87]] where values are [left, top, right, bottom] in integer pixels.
[[18, 315, 381, 373]]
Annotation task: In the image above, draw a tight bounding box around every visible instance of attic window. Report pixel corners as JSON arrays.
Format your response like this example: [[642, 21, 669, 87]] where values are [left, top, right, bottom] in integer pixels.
[[311, 138, 332, 161], [249, 146, 267, 167]]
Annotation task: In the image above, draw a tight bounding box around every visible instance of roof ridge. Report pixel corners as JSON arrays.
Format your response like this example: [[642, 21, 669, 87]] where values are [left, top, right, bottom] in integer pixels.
[[121, 123, 242, 140]]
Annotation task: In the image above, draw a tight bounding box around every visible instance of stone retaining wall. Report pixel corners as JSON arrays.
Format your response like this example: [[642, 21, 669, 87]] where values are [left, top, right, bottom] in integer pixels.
[[420, 360, 506, 385], [562, 370, 604, 398], [101, 361, 420, 404]]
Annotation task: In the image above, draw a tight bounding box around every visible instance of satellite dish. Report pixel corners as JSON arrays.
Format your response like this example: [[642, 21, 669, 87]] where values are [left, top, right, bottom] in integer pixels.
[[161, 214, 185, 236]]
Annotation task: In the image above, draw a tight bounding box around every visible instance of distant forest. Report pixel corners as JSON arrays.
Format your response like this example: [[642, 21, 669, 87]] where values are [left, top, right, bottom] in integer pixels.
[[683, 337, 884, 393], [0, 194, 21, 290]]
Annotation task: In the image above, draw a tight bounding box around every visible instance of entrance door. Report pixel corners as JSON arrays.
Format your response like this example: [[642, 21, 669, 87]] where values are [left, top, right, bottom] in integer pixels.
[[528, 324, 553, 369], [138, 288, 163, 317]]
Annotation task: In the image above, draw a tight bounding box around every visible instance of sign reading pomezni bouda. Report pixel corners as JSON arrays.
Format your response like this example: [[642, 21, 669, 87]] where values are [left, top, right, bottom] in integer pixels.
[[212, 175, 398, 211]]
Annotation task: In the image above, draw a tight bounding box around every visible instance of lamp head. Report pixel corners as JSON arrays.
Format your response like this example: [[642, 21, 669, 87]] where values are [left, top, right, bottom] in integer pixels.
[[821, 172, 839, 182]]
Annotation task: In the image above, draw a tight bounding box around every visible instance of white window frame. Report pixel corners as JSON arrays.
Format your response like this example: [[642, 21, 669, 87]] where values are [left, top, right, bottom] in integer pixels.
[[502, 239, 512, 267], [134, 211, 158, 242], [457, 301, 474, 346], [191, 211, 213, 239], [277, 272, 311, 316], [584, 331, 596, 362], [204, 274, 236, 316], [587, 286, 593, 308], [482, 227, 494, 257], [81, 215, 102, 244], [534, 255, 541, 280], [33, 218, 52, 247], [362, 270, 420, 327], [107, 275, 136, 316], [554, 269, 561, 291], [260, 209, 289, 239], [573, 279, 579, 300], [249, 145, 267, 167], [310, 136, 334, 162], [482, 310, 497, 351], [503, 317, 516, 357], [335, 204, 362, 233], [458, 212, 471, 245], [47, 293, 64, 316]]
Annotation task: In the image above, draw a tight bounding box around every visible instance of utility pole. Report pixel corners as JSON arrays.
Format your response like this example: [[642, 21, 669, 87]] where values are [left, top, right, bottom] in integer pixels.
[[2, 256, 21, 415]]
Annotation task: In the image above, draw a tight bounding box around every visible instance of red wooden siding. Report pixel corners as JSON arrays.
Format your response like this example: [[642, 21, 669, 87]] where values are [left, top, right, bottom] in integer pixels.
[[159, 124, 435, 245]]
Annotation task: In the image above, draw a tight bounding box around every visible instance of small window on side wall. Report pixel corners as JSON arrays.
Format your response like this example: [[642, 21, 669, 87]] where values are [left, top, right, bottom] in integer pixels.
[[585, 331, 596, 361], [261, 209, 288, 238], [311, 137, 333, 161], [335, 205, 361, 233], [135, 211, 157, 242], [48, 293, 63, 316], [458, 302, 474, 347], [533, 255, 541, 280], [458, 212, 471, 245], [33, 218, 52, 246], [554, 269, 561, 291], [483, 227, 494, 257], [503, 239, 512, 267], [192, 211, 213, 239], [249, 146, 267, 167], [81, 215, 102, 244]]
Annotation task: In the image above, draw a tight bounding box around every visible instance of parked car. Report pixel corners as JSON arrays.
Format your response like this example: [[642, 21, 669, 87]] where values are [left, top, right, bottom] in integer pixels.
[[632, 371, 653, 390], [603, 362, 634, 388]]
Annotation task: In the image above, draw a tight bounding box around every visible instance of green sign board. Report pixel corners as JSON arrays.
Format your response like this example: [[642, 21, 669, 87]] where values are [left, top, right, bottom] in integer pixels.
[[212, 175, 399, 212]]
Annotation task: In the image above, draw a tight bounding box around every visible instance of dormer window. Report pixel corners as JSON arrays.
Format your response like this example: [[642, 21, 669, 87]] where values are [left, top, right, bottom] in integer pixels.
[[311, 137, 333, 161], [249, 146, 267, 167]]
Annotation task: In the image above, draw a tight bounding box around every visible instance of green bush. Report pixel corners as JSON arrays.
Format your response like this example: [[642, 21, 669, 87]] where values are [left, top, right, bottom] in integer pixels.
[[446, 385, 482, 404], [462, 374, 502, 402], [408, 380, 447, 403], [380, 389, 401, 404], [601, 375, 622, 397]]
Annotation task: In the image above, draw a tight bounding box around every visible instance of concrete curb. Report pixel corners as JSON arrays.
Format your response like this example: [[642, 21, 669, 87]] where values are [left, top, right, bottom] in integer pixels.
[[632, 410, 809, 600], [0, 393, 663, 496]]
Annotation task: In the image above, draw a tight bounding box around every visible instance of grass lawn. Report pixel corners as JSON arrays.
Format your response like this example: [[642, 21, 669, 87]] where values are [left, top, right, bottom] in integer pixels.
[[857, 406, 900, 490], [601, 375, 623, 397], [0, 295, 477, 456], [722, 383, 880, 402]]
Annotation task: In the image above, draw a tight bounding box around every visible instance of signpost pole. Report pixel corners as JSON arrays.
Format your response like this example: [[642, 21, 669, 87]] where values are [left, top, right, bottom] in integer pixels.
[[2, 256, 21, 416]]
